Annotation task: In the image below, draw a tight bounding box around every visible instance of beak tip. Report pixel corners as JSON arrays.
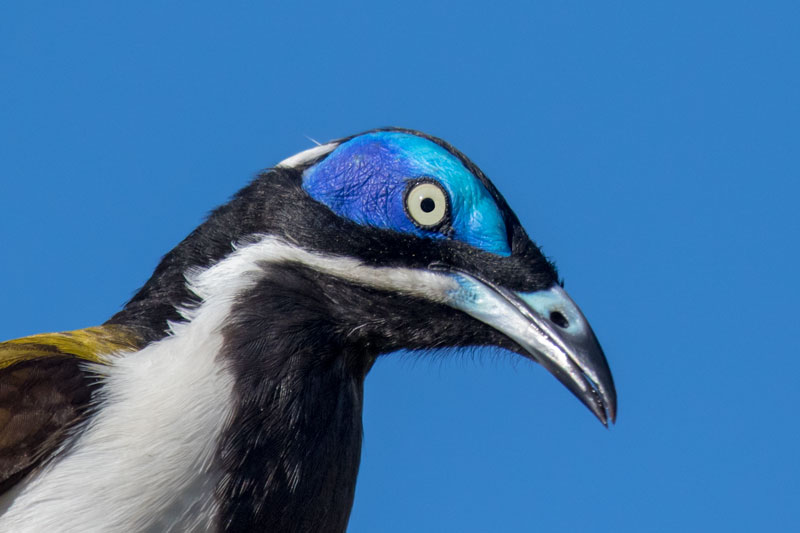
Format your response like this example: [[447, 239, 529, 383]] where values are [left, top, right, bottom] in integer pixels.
[[588, 381, 616, 427], [601, 386, 617, 427]]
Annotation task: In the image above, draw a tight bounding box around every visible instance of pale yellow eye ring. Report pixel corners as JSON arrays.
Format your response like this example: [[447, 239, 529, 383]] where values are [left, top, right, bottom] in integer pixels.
[[405, 181, 449, 228]]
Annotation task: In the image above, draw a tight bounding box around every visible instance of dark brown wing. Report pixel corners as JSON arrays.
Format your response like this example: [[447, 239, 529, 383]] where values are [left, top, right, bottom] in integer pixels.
[[0, 327, 142, 494], [0, 356, 99, 493]]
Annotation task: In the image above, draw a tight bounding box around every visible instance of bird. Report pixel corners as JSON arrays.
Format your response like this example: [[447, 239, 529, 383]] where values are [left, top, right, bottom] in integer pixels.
[[0, 128, 616, 532]]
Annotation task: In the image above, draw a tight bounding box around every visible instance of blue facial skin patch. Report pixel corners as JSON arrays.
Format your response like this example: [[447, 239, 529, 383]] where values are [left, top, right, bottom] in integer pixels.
[[302, 131, 511, 256]]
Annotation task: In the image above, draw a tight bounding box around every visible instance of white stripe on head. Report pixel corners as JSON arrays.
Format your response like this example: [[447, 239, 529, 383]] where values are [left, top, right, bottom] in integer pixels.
[[185, 235, 460, 308]]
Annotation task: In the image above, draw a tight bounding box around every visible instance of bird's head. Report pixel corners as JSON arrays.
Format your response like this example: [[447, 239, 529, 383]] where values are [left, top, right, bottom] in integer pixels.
[[256, 128, 615, 425], [113, 127, 615, 426]]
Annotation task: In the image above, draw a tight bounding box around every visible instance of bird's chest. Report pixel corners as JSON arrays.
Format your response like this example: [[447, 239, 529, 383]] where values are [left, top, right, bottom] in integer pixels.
[[216, 365, 366, 532]]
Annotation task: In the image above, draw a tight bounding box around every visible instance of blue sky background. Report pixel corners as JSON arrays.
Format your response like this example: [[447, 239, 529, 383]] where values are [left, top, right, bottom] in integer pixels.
[[1, 2, 798, 531]]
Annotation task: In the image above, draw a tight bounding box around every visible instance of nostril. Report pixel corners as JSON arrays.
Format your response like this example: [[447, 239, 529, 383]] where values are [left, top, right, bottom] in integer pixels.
[[550, 311, 569, 329]]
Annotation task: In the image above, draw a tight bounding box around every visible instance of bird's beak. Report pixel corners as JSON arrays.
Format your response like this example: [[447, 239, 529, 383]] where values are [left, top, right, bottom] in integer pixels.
[[442, 271, 616, 425]]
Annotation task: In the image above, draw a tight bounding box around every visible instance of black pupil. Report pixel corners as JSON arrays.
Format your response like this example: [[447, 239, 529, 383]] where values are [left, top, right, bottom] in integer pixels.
[[420, 197, 436, 213]]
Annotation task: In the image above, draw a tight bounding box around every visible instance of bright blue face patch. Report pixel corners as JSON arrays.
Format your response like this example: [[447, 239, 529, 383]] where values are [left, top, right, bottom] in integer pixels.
[[302, 131, 511, 256]]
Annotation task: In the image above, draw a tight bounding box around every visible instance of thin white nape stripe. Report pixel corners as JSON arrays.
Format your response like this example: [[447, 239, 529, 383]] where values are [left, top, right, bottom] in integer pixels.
[[185, 236, 461, 307], [276, 142, 338, 168]]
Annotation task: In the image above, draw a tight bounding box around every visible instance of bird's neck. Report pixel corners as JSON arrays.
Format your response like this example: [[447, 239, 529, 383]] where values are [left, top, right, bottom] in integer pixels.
[[105, 169, 304, 342], [215, 268, 372, 532]]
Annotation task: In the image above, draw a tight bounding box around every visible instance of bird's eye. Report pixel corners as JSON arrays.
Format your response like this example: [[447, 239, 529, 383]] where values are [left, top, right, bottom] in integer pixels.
[[404, 181, 449, 229]]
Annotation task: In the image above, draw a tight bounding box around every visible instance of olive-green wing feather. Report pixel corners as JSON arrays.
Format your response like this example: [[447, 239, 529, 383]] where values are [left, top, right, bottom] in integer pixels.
[[0, 326, 142, 493]]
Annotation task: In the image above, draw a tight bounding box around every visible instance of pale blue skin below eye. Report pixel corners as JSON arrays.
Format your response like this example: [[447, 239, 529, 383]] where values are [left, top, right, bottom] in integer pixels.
[[302, 131, 511, 256]]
